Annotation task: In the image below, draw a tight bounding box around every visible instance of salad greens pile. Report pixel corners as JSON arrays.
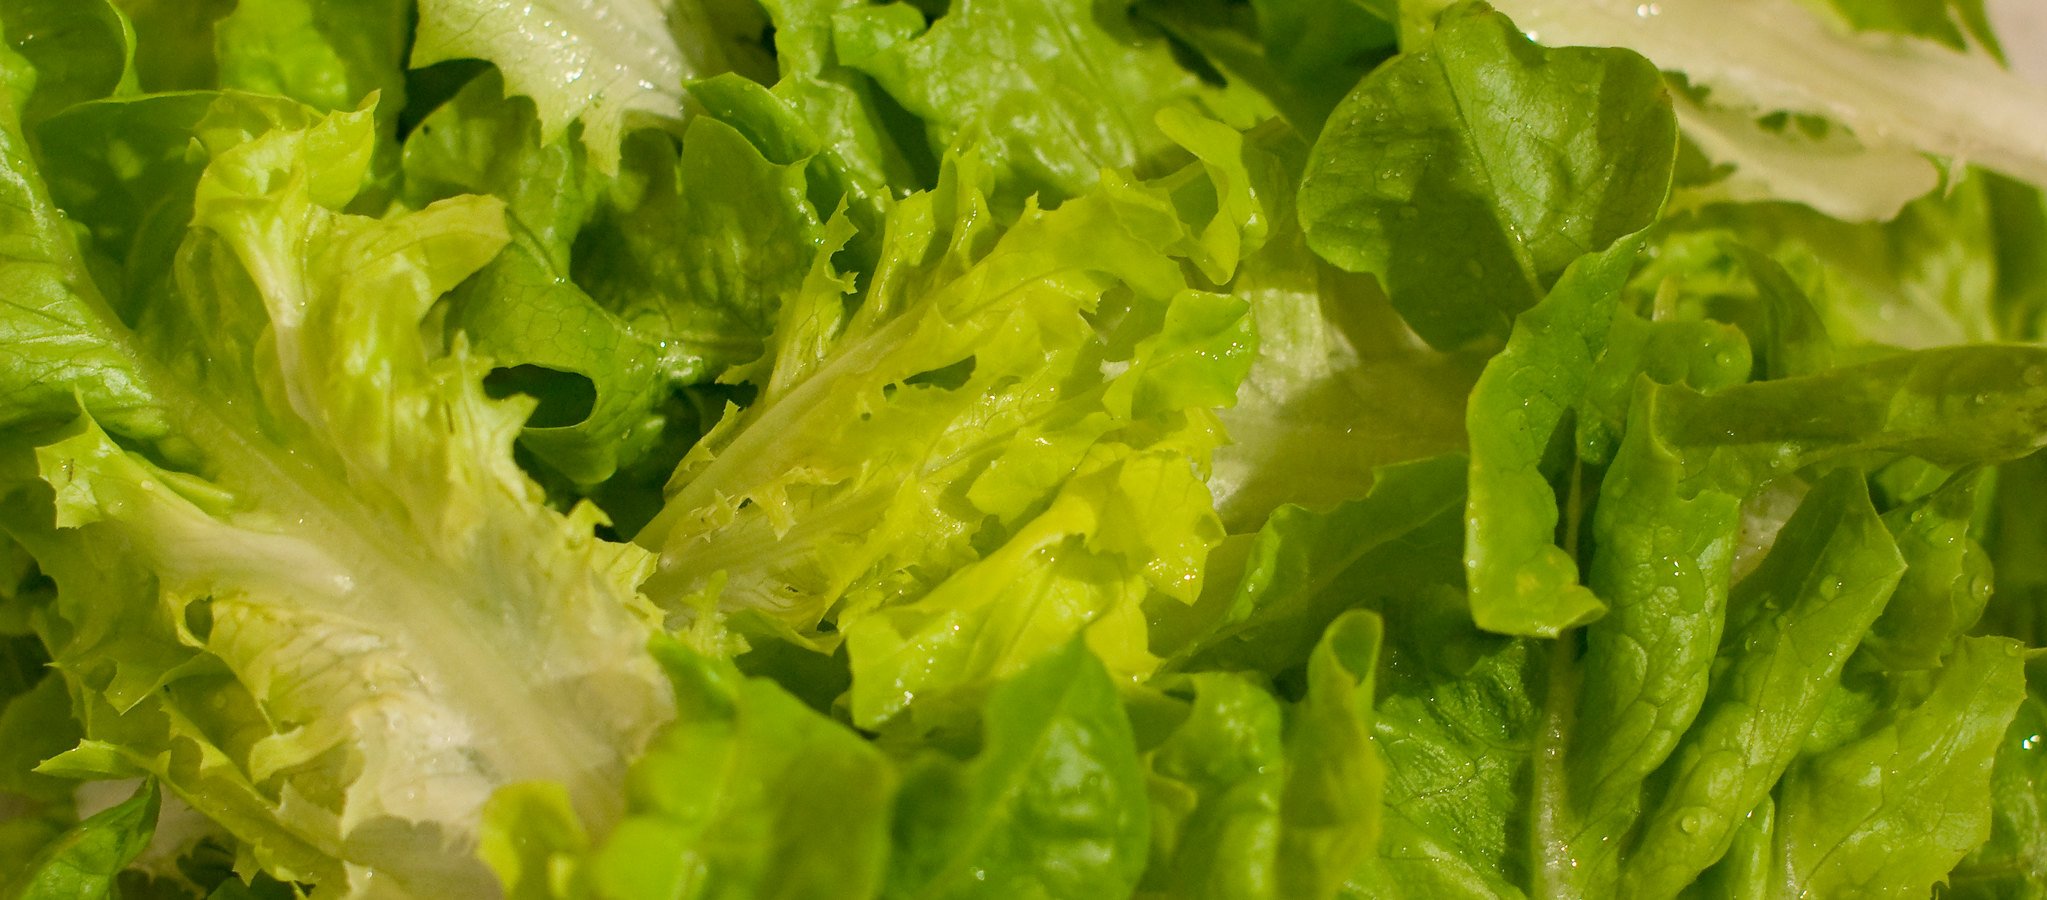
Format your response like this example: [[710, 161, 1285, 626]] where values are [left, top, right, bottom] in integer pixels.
[[2, 0, 2045, 896]]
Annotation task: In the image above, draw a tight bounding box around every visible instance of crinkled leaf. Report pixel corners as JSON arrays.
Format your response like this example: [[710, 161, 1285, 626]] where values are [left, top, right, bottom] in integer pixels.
[[1555, 401, 1748, 894], [401, 72, 670, 485], [3, 101, 674, 894], [575, 108, 824, 389], [1863, 469, 1993, 672], [1275, 609, 1384, 900], [1208, 133, 1479, 529], [34, 92, 216, 327], [747, 0, 921, 264], [1658, 175, 2007, 351], [410, 0, 692, 173], [1139, 673, 1287, 900], [1348, 588, 1540, 899], [637, 151, 1256, 727], [836, 0, 1269, 206], [0, 672, 79, 807], [214, 0, 410, 197]]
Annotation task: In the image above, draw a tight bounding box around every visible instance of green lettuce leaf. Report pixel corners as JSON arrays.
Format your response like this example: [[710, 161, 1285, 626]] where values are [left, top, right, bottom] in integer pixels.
[[1861, 468, 1994, 672], [0, 664, 80, 880], [1983, 445, 2047, 646], [401, 70, 660, 486], [574, 98, 824, 392], [1139, 672, 1290, 900], [108, 0, 232, 92], [0, 30, 159, 439], [1461, 237, 1640, 636], [634, 142, 1260, 728], [0, 95, 673, 894], [1328, 333, 2046, 899], [214, 0, 410, 199], [1206, 131, 1479, 530], [33, 91, 217, 330], [1949, 689, 2047, 897], [1146, 611, 1387, 900], [1554, 382, 1750, 898], [1617, 468, 1905, 897], [834, 0, 1271, 207], [1348, 591, 1540, 900], [6, 0, 2047, 890], [1298, 2, 1677, 349], [1, 0, 135, 131], [1344, 465, 2028, 900], [1774, 636, 2027, 899], [1134, 0, 1398, 136], [1273, 610, 1385, 899], [1957, 446, 2047, 896], [0, 672, 78, 810], [1160, 454, 1464, 672], [484, 638, 895, 900], [215, 0, 407, 112], [2, 780, 157, 900], [885, 639, 1149, 900], [1644, 346, 2047, 477], [399, 68, 837, 490], [748, 0, 922, 261], [1652, 175, 2012, 352]]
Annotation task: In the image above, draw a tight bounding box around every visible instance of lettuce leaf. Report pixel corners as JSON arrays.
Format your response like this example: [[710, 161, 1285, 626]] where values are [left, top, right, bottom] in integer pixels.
[[483, 638, 894, 900], [410, 0, 693, 173], [633, 136, 1261, 728], [0, 86, 672, 893], [835, 0, 1271, 207], [3, 780, 157, 899], [1491, 0, 2047, 189], [0, 27, 159, 440], [1299, 2, 1677, 349], [1134, 0, 1398, 137], [4, 0, 2047, 894]]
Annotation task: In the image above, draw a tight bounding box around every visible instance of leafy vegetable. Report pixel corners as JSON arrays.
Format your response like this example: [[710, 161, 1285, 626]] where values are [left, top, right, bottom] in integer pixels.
[[2, 0, 2045, 896], [1490, 0, 2047, 186], [4, 780, 157, 898], [411, 0, 693, 172], [1, 70, 671, 892], [1298, 2, 1676, 348], [835, 0, 1270, 205]]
